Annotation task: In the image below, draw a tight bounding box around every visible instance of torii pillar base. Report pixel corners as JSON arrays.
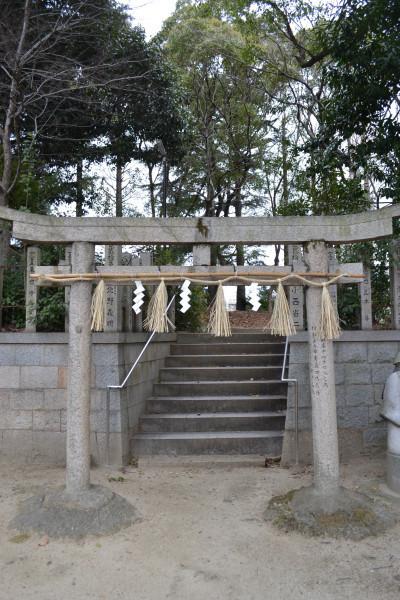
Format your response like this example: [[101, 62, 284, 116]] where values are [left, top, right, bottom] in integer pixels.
[[9, 484, 139, 539]]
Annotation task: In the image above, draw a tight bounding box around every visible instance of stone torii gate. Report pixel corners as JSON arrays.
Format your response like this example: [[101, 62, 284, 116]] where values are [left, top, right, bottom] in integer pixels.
[[1, 204, 400, 534]]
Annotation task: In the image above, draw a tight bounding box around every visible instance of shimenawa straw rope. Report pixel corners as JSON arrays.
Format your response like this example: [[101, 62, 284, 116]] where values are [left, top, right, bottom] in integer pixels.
[[143, 280, 171, 334], [90, 279, 106, 332], [317, 283, 341, 340], [44, 269, 350, 339], [33, 271, 360, 287], [266, 281, 297, 337], [207, 283, 232, 337]]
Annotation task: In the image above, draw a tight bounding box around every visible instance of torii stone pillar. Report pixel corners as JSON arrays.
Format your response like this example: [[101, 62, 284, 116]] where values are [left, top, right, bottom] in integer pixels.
[[305, 241, 340, 495], [391, 240, 400, 329], [104, 245, 123, 332], [25, 246, 41, 332], [66, 242, 94, 496], [359, 266, 373, 329], [327, 247, 338, 309], [287, 245, 305, 330]]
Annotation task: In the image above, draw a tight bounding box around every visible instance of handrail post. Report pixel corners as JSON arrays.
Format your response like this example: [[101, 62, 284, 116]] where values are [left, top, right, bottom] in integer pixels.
[[281, 336, 299, 465]]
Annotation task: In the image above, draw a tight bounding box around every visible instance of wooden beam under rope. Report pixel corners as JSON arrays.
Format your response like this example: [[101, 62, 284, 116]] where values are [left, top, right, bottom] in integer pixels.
[[31, 263, 365, 286]]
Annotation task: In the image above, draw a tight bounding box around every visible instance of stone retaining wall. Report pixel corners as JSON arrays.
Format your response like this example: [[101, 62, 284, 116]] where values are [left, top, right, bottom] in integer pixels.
[[282, 331, 400, 464], [0, 332, 175, 465], [2, 330, 399, 466]]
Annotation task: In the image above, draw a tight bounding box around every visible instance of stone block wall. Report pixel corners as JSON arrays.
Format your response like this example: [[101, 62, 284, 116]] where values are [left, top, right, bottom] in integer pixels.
[[282, 331, 400, 464], [0, 332, 175, 465]]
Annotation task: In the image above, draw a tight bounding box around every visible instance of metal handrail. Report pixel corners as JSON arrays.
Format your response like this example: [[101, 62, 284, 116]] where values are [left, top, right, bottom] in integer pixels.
[[281, 336, 299, 465], [105, 294, 176, 464]]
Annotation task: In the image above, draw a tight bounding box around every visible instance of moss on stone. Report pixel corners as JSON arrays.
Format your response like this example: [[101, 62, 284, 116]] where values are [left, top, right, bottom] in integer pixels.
[[265, 485, 397, 539], [9, 533, 30, 543]]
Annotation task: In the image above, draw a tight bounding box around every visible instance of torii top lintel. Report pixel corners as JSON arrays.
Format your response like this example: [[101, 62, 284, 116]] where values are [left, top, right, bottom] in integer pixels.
[[1, 205, 400, 245]]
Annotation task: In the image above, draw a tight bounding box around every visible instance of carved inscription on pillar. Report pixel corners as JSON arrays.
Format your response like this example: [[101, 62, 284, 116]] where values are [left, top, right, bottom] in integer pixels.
[[287, 244, 302, 265], [289, 285, 304, 330], [193, 244, 211, 266], [25, 246, 41, 331], [359, 266, 372, 329], [327, 247, 338, 309], [309, 327, 330, 397], [104, 245, 122, 332], [288, 245, 304, 330]]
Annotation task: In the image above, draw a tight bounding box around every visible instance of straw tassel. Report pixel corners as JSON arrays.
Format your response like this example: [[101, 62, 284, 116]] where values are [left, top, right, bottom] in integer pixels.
[[266, 281, 296, 337], [91, 279, 106, 331], [317, 283, 341, 340], [143, 279, 170, 333], [207, 283, 232, 337]]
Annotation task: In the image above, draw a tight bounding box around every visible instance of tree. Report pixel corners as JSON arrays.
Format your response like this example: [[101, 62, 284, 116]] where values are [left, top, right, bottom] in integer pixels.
[[0, 0, 126, 324], [96, 27, 186, 217], [0, 0, 186, 325], [0, 0, 133, 205], [318, 0, 400, 205], [161, 4, 278, 307]]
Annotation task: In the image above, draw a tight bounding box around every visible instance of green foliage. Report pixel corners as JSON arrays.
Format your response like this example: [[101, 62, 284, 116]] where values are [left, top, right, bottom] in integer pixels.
[[2, 249, 25, 329], [160, 4, 277, 219], [336, 239, 391, 328], [337, 285, 360, 330], [319, 0, 400, 204], [2, 244, 67, 331], [35, 288, 66, 332], [258, 286, 273, 312], [175, 285, 209, 332], [152, 245, 191, 268]]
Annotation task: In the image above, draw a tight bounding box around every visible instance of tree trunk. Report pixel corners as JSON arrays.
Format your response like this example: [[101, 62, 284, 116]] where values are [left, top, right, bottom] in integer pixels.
[[205, 122, 215, 217], [281, 112, 289, 206], [75, 160, 84, 217], [207, 245, 218, 305], [0, 1, 31, 327], [274, 245, 281, 266], [148, 164, 156, 218], [236, 244, 246, 310], [0, 0, 31, 205], [0, 222, 9, 329], [234, 182, 246, 310], [281, 114, 290, 265], [115, 160, 123, 217]]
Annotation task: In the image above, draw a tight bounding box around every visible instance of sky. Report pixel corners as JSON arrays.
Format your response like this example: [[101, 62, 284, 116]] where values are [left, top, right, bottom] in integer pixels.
[[125, 0, 177, 37]]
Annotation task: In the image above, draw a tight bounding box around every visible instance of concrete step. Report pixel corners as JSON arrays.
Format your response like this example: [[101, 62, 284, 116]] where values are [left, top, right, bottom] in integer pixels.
[[154, 380, 287, 397], [140, 411, 286, 432], [160, 366, 283, 382], [165, 354, 285, 367], [131, 430, 284, 455], [171, 342, 285, 355], [146, 395, 287, 413], [176, 332, 282, 344]]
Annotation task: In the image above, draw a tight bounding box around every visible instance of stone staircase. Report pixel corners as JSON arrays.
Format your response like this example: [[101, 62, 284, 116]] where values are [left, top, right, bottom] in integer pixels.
[[131, 332, 288, 456]]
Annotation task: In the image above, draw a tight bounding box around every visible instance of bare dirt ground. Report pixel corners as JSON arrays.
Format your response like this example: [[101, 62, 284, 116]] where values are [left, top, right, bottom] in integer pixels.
[[1, 455, 400, 600], [229, 310, 271, 329]]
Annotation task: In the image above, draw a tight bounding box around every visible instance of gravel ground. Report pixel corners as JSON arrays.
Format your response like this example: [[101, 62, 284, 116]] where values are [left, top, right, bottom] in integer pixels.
[[1, 455, 400, 600]]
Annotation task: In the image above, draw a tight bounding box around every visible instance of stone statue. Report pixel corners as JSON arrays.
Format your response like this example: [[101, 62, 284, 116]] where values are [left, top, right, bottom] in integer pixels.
[[381, 352, 400, 493]]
